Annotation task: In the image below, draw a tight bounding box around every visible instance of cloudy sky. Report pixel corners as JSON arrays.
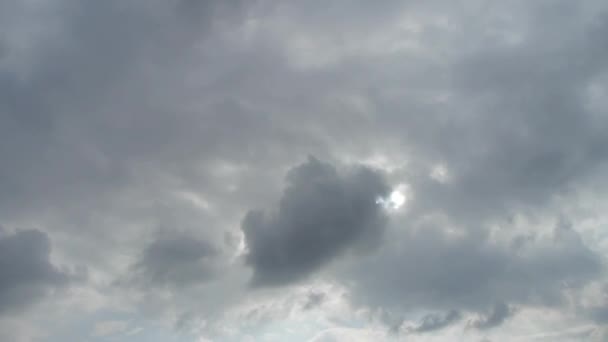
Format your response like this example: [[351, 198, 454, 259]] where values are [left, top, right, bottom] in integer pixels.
[[2, 0, 608, 341]]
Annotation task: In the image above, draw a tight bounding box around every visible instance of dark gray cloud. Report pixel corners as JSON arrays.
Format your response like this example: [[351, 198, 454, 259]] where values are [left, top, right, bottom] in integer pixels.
[[130, 233, 220, 288], [0, 0, 608, 340], [0, 229, 72, 314], [345, 217, 602, 324], [242, 156, 390, 286], [0, 0, 277, 220], [409, 310, 462, 333]]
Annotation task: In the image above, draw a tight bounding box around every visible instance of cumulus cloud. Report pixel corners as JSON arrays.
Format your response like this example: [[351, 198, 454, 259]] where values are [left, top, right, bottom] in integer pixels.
[[243, 156, 390, 286], [130, 233, 220, 288], [0, 229, 73, 314]]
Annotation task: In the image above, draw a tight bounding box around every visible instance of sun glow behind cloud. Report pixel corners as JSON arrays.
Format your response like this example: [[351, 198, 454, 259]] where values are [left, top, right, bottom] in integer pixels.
[[377, 184, 408, 211]]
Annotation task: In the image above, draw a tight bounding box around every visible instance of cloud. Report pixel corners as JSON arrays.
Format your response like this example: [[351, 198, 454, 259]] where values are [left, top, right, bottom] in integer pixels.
[[242, 156, 390, 286], [372, 3, 608, 227], [0, 0, 267, 220], [130, 233, 221, 289], [0, 229, 72, 314], [470, 302, 512, 330], [1, 0, 608, 340], [409, 310, 462, 333], [344, 217, 602, 326], [302, 291, 326, 311]]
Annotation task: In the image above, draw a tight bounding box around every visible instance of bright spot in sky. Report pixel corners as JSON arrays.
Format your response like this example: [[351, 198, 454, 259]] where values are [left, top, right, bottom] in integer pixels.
[[377, 185, 408, 210], [389, 190, 406, 209]]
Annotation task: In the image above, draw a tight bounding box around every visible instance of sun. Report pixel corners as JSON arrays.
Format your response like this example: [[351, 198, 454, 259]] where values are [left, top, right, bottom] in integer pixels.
[[389, 190, 406, 209], [377, 184, 408, 210]]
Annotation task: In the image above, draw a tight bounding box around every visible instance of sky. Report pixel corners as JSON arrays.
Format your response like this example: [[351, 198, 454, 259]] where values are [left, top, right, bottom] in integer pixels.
[[1, 0, 608, 341]]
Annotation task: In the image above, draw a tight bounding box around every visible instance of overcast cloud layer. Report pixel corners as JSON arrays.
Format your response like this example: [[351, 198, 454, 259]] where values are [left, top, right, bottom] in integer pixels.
[[2, 0, 608, 341]]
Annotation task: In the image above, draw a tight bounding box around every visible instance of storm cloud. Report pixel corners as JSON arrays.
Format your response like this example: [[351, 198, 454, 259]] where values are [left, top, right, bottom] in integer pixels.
[[1, 0, 608, 341], [243, 157, 390, 286], [130, 233, 220, 288], [0, 229, 72, 314]]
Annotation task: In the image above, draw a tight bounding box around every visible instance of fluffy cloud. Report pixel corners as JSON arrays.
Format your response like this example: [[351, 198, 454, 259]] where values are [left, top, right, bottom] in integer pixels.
[[242, 156, 390, 286], [1, 0, 608, 341], [130, 233, 221, 288], [0, 229, 73, 314]]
